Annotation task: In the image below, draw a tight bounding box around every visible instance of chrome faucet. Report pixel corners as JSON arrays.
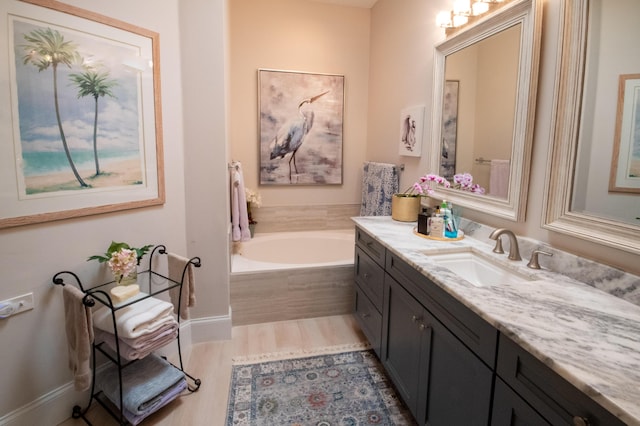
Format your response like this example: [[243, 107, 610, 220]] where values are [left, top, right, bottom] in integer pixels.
[[489, 228, 522, 261]]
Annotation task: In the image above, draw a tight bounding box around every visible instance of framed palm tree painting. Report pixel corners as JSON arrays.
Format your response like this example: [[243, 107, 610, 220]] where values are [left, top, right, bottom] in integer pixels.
[[0, 0, 164, 229]]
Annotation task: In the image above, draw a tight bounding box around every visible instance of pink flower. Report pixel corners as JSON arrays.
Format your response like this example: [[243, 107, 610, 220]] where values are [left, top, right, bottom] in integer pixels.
[[403, 172, 484, 195]]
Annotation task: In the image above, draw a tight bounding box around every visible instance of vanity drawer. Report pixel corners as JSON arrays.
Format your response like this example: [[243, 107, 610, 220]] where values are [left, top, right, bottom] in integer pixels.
[[497, 334, 625, 426], [354, 286, 382, 356], [354, 246, 384, 311], [355, 226, 386, 267]]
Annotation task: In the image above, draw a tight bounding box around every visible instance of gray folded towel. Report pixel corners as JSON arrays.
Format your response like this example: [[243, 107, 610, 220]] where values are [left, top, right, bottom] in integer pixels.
[[62, 285, 94, 391], [96, 353, 185, 415]]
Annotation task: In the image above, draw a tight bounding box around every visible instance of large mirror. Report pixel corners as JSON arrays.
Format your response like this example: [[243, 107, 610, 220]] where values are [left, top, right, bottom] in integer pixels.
[[543, 0, 640, 254], [430, 0, 542, 221]]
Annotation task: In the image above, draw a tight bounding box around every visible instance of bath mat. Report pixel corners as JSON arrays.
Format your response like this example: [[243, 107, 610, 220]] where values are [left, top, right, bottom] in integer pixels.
[[225, 349, 416, 425]]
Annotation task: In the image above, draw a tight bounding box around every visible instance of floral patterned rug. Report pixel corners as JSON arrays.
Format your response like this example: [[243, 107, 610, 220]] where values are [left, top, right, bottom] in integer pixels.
[[225, 349, 416, 425]]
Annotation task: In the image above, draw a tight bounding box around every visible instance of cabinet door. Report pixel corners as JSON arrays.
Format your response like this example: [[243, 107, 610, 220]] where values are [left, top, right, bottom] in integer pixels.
[[354, 287, 382, 356], [492, 377, 550, 426], [421, 300, 494, 426], [381, 274, 428, 419]]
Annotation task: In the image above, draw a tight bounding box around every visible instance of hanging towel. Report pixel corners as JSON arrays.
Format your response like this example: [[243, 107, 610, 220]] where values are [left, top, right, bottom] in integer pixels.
[[93, 295, 175, 339], [230, 162, 251, 242], [360, 161, 399, 216], [168, 253, 196, 320], [62, 285, 94, 391], [489, 159, 510, 198]]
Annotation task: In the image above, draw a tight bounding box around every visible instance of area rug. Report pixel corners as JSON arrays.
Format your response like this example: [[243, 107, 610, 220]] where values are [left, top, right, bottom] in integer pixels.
[[225, 349, 416, 425]]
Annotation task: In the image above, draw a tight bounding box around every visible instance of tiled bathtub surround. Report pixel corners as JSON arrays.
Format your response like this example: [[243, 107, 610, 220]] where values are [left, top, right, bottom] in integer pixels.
[[457, 218, 640, 306], [353, 216, 640, 425], [250, 204, 360, 233]]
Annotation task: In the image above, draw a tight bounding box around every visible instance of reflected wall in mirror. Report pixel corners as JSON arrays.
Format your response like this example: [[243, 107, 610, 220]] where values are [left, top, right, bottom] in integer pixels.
[[544, 0, 640, 254], [431, 0, 542, 221], [443, 24, 521, 197]]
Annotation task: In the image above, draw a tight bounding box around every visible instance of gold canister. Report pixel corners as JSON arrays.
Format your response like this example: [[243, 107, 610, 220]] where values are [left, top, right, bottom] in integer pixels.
[[391, 194, 421, 222]]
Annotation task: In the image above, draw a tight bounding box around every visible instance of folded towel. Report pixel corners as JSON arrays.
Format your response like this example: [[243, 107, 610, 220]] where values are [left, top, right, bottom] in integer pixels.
[[62, 285, 94, 391], [94, 323, 178, 360], [116, 321, 179, 349], [120, 378, 187, 425], [360, 161, 399, 216], [96, 353, 186, 416], [168, 253, 196, 319], [93, 295, 175, 339], [230, 161, 251, 242]]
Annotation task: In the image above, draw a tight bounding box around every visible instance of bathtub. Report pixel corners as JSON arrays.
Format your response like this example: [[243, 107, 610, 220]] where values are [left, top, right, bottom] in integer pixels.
[[231, 229, 355, 273], [230, 229, 356, 325]]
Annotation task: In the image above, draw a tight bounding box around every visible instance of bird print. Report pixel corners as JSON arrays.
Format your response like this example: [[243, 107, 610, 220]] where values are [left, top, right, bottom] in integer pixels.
[[269, 90, 330, 181]]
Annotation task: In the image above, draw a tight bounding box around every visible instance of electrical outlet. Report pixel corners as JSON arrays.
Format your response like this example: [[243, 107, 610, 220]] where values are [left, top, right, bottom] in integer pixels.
[[0, 293, 34, 317]]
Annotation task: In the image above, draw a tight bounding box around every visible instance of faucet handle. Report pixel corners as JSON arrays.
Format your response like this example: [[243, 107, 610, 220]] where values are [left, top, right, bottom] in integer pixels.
[[492, 237, 505, 254], [527, 250, 553, 269]]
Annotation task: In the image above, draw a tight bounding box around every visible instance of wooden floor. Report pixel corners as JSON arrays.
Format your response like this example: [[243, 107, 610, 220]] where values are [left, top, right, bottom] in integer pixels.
[[58, 314, 367, 426]]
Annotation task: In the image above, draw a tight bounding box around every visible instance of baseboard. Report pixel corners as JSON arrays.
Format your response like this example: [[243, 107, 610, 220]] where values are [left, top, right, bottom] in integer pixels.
[[0, 312, 231, 426]]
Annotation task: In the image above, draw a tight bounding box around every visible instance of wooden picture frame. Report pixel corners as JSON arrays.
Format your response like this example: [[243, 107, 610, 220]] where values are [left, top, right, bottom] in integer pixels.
[[258, 69, 344, 185], [609, 73, 640, 193], [0, 0, 164, 229]]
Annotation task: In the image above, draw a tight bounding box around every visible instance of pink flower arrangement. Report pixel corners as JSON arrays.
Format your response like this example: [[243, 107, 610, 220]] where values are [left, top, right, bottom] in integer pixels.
[[88, 241, 153, 283], [404, 173, 485, 196]]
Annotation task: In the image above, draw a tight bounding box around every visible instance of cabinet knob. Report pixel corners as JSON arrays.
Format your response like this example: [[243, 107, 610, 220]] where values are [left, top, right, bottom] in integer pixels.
[[419, 323, 431, 332], [411, 315, 422, 322], [572, 416, 590, 426], [363, 273, 370, 279], [361, 313, 371, 319]]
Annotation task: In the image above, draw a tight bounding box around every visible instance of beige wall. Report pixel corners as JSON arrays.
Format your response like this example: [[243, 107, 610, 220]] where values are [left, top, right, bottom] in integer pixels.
[[229, 0, 371, 206]]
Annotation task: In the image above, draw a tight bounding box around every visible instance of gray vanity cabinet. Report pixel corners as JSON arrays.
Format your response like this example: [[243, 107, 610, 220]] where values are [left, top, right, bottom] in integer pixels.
[[353, 228, 386, 356], [382, 273, 494, 425], [382, 247, 498, 425], [494, 335, 625, 426]]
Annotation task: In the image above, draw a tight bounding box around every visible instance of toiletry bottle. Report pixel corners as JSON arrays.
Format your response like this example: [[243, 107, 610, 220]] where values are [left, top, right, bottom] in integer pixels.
[[418, 207, 430, 235], [430, 207, 444, 238], [443, 201, 458, 238]]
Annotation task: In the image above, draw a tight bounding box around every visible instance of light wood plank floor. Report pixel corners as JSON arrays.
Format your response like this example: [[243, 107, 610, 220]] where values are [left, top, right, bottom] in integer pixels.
[[58, 314, 367, 426]]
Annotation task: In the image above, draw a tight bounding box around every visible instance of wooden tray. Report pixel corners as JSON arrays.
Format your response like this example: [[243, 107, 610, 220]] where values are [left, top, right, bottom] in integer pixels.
[[413, 227, 464, 241]]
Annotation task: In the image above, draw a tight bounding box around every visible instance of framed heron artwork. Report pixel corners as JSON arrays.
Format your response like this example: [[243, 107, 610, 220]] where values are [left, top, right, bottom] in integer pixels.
[[0, 0, 164, 229], [258, 69, 344, 185]]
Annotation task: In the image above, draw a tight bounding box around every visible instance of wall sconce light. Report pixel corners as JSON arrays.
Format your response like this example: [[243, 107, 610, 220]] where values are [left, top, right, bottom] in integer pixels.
[[437, 0, 507, 30]]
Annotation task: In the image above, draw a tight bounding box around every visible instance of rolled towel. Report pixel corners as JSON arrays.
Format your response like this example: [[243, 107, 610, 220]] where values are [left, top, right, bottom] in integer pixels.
[[62, 285, 94, 391], [96, 353, 186, 416], [168, 253, 196, 319], [93, 295, 175, 339]]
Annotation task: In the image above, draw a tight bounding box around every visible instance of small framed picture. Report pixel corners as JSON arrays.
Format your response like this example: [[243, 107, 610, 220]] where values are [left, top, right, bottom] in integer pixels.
[[399, 105, 425, 157]]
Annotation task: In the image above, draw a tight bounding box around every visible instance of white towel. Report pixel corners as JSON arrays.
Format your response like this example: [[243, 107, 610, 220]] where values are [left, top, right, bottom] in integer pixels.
[[230, 162, 251, 242], [489, 159, 510, 198], [93, 295, 175, 339]]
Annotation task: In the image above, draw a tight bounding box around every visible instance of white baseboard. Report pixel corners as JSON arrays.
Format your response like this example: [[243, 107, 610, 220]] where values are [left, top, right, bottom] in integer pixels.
[[0, 310, 231, 426]]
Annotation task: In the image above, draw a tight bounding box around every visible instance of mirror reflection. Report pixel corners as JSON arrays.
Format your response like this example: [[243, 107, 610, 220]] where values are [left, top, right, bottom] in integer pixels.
[[441, 24, 521, 198], [571, 0, 640, 226]]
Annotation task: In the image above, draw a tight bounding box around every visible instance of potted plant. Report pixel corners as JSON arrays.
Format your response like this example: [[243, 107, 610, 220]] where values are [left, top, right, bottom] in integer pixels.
[[393, 173, 485, 222], [88, 241, 153, 285], [245, 187, 262, 237]]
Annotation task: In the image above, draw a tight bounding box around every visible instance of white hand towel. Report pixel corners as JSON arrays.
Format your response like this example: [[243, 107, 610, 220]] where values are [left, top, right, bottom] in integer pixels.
[[93, 295, 175, 339], [230, 162, 251, 242]]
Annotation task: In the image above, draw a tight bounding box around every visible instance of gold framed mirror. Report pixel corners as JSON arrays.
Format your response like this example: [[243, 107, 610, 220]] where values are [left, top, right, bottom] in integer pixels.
[[429, 0, 542, 221]]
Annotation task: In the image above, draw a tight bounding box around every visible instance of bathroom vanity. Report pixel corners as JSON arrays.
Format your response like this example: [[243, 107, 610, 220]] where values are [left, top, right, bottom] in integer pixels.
[[353, 217, 640, 426]]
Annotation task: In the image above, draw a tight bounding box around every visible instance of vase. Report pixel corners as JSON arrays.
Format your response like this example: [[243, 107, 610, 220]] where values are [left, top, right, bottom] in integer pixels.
[[115, 269, 137, 286], [391, 194, 421, 222], [249, 223, 256, 238]]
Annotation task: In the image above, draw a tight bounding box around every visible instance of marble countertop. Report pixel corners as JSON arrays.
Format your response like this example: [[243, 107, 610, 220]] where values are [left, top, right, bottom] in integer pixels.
[[353, 216, 640, 426]]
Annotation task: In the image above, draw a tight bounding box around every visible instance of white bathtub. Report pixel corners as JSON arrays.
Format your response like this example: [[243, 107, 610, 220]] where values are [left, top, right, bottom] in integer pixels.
[[231, 229, 355, 273]]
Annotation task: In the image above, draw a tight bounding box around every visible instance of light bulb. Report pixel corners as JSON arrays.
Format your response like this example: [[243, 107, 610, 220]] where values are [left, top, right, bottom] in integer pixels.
[[436, 10, 453, 27], [453, 14, 469, 27], [472, 1, 489, 15], [453, 0, 471, 16]]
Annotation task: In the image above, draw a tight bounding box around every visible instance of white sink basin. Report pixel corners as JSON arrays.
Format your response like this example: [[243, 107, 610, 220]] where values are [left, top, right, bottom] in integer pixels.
[[423, 249, 534, 287]]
